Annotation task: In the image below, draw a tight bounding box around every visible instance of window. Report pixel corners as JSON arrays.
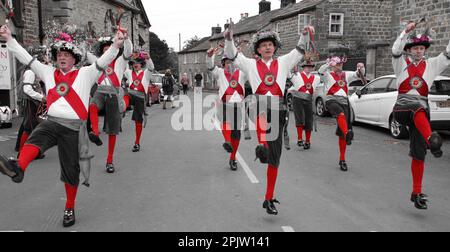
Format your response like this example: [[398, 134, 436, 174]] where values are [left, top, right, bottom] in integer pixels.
[[276, 23, 280, 33], [363, 78, 393, 95], [329, 13, 344, 36], [298, 14, 311, 35], [184, 54, 187, 65], [194, 53, 199, 63]]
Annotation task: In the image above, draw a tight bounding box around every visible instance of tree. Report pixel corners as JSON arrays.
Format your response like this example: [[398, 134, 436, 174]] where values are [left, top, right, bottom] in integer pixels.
[[183, 36, 201, 50], [149, 32, 176, 72]]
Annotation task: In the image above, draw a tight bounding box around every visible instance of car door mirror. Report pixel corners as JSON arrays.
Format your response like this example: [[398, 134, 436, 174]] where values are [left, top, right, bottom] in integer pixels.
[[356, 89, 362, 98]]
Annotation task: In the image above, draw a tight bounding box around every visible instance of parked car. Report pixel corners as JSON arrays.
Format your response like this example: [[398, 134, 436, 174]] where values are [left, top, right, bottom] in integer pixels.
[[0, 106, 13, 128], [349, 75, 450, 139], [313, 78, 369, 117], [148, 73, 164, 106]]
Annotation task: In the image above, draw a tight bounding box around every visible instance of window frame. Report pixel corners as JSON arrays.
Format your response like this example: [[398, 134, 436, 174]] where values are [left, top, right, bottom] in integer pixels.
[[329, 13, 344, 36]]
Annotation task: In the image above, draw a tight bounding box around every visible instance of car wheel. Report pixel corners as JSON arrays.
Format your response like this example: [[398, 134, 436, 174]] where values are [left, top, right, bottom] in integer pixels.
[[287, 94, 293, 111], [316, 98, 327, 117], [390, 116, 409, 139]]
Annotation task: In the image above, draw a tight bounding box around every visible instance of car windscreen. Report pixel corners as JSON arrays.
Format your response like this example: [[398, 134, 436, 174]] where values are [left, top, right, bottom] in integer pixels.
[[430, 80, 450, 95]]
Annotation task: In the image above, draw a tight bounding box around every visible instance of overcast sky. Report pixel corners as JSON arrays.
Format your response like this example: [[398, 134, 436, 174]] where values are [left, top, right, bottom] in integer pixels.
[[142, 0, 280, 51]]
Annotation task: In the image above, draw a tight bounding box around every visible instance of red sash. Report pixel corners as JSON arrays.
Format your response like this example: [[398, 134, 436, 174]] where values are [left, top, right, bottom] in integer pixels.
[[222, 70, 244, 102], [46, 70, 88, 120], [130, 71, 146, 93], [255, 59, 283, 97], [327, 72, 348, 95], [299, 72, 315, 94], [98, 60, 121, 87], [399, 59, 428, 97]]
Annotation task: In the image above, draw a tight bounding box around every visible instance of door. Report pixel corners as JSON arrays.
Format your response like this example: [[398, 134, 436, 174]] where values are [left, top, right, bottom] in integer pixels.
[[353, 78, 393, 123]]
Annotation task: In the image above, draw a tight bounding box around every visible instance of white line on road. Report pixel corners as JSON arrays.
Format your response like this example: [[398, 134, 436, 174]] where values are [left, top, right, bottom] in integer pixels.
[[214, 119, 259, 184], [282, 226, 295, 232], [236, 152, 259, 184]]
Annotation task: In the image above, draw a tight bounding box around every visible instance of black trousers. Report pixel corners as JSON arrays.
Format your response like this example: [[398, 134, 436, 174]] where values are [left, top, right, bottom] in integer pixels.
[[27, 120, 81, 186]]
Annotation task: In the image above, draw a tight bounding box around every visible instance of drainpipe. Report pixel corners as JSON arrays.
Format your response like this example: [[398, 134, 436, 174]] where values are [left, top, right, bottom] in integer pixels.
[[38, 0, 44, 44]]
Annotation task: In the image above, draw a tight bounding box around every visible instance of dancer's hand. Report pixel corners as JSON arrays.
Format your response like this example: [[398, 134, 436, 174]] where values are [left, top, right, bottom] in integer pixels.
[[114, 30, 126, 48], [405, 22, 416, 34], [224, 19, 234, 41], [0, 25, 12, 41]]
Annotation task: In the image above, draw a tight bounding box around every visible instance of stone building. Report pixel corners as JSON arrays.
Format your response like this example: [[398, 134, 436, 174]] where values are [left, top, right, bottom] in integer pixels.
[[0, 0, 151, 110], [178, 0, 450, 92]]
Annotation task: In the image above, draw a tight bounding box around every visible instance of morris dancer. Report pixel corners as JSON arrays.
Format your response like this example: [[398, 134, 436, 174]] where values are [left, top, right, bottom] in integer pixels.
[[17, 50, 48, 154], [87, 34, 133, 174], [0, 24, 124, 228], [207, 47, 248, 171], [224, 23, 312, 215], [392, 22, 450, 210], [289, 61, 320, 150], [318, 56, 365, 172], [124, 51, 154, 152]]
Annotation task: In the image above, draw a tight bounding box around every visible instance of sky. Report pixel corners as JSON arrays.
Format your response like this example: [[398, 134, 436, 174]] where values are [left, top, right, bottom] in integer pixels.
[[142, 0, 277, 52]]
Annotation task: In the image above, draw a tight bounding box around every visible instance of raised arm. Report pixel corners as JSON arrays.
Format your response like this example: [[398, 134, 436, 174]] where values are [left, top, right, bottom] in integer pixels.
[[392, 24, 414, 75], [279, 26, 314, 72], [1, 25, 53, 81], [224, 21, 253, 73], [427, 40, 450, 76], [346, 63, 366, 83], [84, 30, 124, 83], [318, 63, 334, 91], [207, 47, 221, 78]]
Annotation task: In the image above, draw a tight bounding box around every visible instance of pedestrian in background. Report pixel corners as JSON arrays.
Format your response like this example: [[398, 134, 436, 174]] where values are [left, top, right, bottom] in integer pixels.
[[181, 73, 190, 95], [194, 73, 203, 95]]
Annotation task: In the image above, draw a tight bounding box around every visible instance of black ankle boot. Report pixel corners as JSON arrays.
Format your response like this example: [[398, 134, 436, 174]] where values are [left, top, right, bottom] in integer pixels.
[[88, 132, 103, 146], [255, 145, 269, 164], [132, 144, 141, 152], [229, 160, 238, 171], [339, 160, 348, 172], [63, 208, 76, 228], [297, 140, 304, 147], [223, 142, 233, 153], [0, 156, 24, 183], [429, 132, 443, 158], [263, 199, 280, 215], [304, 142, 311, 150], [411, 193, 428, 210], [106, 163, 115, 174]]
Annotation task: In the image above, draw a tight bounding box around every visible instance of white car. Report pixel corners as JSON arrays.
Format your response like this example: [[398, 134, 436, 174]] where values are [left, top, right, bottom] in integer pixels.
[[349, 75, 450, 139], [0, 106, 13, 128]]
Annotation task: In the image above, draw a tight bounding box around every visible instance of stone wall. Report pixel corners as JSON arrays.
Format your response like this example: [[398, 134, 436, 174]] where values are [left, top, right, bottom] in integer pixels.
[[41, 0, 150, 51]]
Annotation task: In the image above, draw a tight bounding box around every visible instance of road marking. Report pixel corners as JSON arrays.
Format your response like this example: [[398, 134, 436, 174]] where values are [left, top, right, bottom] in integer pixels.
[[214, 119, 259, 184], [236, 152, 259, 184], [282, 226, 295, 232]]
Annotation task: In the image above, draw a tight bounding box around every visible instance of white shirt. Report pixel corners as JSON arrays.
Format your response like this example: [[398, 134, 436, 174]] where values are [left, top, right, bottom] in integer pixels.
[[289, 71, 320, 95], [7, 39, 119, 120], [392, 31, 450, 95], [318, 64, 363, 97], [207, 55, 248, 103], [87, 39, 133, 86], [22, 70, 44, 102], [224, 40, 304, 96]]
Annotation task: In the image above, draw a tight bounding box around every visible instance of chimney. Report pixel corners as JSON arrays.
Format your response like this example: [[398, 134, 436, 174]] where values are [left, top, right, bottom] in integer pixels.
[[211, 25, 222, 36], [281, 0, 296, 8], [259, 0, 271, 14]]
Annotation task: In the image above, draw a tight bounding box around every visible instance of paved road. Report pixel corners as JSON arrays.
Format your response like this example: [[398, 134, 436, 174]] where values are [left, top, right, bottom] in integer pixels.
[[1, 92, 449, 232]]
